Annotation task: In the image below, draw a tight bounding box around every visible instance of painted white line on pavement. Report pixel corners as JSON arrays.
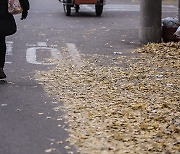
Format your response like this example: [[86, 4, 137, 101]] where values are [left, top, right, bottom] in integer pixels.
[[66, 43, 84, 67], [5, 62, 12, 64], [5, 41, 13, 64], [83, 4, 178, 12], [26, 43, 37, 47], [104, 4, 139, 12], [6, 41, 13, 56], [37, 42, 48, 47], [83, 5, 95, 11], [5, 41, 62, 65], [26, 42, 61, 65]]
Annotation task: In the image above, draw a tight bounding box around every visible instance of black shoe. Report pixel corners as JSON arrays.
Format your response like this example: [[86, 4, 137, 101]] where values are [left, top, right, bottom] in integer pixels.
[[0, 68, 6, 79]]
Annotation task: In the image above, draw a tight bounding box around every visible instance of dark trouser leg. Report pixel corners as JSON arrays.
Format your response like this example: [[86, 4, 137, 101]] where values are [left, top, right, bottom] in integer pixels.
[[0, 36, 6, 68]]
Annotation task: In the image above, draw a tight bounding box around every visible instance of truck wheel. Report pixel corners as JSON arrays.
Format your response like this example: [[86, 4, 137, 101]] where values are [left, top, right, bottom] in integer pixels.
[[95, 5, 103, 17]]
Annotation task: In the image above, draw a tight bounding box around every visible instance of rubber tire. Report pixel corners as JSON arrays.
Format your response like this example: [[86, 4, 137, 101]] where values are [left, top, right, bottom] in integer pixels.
[[95, 5, 103, 17], [64, 4, 71, 16]]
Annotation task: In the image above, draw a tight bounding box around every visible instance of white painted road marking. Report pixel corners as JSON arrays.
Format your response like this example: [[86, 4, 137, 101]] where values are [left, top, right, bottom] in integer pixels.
[[6, 41, 84, 66], [5, 62, 12, 64], [66, 43, 84, 67], [26, 42, 61, 65], [5, 41, 13, 64], [6, 41, 13, 56], [82, 4, 178, 12], [37, 42, 48, 47]]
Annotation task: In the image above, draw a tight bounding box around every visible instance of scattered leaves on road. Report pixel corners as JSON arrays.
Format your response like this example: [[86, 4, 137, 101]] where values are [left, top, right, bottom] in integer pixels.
[[35, 42, 180, 154]]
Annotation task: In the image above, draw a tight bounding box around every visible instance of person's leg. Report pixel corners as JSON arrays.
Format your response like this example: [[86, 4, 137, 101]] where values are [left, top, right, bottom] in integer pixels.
[[0, 36, 7, 79], [0, 36, 6, 68]]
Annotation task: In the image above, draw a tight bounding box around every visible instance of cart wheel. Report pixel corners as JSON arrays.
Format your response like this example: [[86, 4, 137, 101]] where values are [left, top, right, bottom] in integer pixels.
[[63, 4, 71, 16], [75, 5, 80, 13], [95, 5, 103, 17]]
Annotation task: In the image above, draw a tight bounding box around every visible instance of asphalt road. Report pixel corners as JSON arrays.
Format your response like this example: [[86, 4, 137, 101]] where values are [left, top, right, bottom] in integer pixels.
[[0, 0, 178, 154]]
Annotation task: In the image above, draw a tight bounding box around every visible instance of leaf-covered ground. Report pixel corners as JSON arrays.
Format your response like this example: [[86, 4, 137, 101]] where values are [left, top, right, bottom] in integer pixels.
[[35, 42, 180, 154]]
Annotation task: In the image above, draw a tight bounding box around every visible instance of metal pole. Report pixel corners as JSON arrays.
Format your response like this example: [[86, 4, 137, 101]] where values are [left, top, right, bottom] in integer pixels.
[[178, 0, 180, 23], [139, 0, 162, 44]]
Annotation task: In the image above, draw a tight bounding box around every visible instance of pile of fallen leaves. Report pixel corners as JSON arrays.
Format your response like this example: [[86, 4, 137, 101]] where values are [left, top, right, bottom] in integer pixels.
[[35, 42, 180, 154]]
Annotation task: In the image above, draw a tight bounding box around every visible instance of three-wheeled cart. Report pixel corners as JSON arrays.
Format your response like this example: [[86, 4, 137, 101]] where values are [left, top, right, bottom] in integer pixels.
[[61, 0, 105, 16]]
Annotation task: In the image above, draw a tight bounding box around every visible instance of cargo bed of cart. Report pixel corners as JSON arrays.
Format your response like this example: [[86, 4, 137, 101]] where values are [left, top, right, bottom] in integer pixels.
[[60, 0, 105, 16]]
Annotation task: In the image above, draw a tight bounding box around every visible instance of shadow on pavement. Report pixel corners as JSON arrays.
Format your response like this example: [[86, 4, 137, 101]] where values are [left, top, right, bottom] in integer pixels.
[[0, 80, 8, 85]]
